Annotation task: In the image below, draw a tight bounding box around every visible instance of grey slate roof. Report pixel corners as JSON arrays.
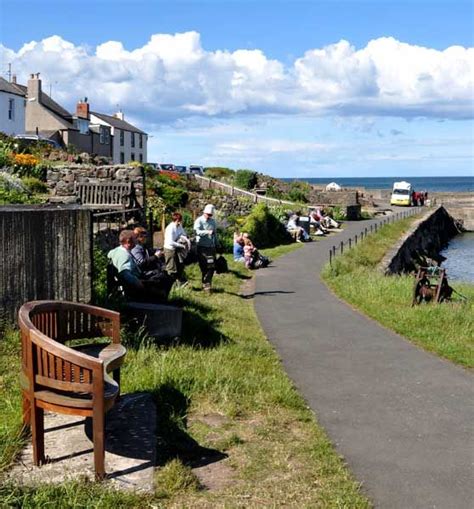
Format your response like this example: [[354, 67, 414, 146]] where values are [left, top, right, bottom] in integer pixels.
[[12, 82, 73, 123], [91, 111, 146, 134], [0, 77, 26, 97]]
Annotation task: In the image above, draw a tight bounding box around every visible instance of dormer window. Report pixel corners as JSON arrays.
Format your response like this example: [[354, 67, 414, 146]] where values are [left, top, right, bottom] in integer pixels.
[[74, 118, 89, 134]]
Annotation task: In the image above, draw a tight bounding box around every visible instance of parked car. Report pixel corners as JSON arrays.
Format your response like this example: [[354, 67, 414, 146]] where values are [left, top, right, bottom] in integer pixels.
[[188, 165, 204, 175], [174, 165, 187, 173], [159, 163, 177, 172], [14, 134, 62, 149]]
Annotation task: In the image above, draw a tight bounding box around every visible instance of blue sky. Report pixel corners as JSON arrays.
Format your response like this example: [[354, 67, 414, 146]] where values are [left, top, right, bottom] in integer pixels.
[[1, 0, 473, 177]]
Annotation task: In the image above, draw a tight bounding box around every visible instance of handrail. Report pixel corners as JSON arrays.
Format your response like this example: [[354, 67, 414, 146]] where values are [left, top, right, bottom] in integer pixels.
[[328, 208, 421, 265], [193, 174, 297, 206]]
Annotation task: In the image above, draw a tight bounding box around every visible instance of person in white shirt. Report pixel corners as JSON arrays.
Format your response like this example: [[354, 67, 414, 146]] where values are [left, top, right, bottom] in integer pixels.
[[164, 212, 188, 285]]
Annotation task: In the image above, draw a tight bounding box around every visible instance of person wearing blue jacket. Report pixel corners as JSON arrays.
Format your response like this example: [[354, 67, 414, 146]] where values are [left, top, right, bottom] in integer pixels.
[[194, 204, 218, 292]]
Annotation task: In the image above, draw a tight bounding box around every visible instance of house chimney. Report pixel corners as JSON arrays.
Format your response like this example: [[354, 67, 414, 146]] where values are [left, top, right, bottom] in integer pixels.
[[76, 98, 90, 119], [12, 75, 17, 84], [27, 73, 42, 103], [114, 110, 124, 121]]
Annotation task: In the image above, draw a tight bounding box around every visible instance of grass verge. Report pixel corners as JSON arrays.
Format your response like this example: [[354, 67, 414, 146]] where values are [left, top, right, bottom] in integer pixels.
[[322, 217, 473, 368], [1, 242, 370, 508]]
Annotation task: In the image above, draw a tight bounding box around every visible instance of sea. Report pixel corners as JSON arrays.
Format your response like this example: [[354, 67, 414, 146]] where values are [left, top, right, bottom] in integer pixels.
[[440, 233, 474, 284], [284, 176, 473, 193]]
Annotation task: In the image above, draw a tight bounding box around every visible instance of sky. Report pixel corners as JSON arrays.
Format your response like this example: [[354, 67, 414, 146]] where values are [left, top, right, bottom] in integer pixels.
[[0, 0, 473, 178]]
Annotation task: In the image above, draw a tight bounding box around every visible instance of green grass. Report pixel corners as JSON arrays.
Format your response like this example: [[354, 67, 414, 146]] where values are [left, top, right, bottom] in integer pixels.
[[322, 218, 474, 368], [1, 242, 370, 508]]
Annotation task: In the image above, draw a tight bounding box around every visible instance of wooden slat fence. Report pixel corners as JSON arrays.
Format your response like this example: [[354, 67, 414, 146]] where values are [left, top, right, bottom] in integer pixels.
[[0, 205, 93, 324]]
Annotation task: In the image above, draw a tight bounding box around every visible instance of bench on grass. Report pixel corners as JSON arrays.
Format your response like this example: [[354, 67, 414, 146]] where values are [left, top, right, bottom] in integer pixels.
[[19, 300, 127, 480], [107, 263, 183, 340], [74, 181, 140, 210]]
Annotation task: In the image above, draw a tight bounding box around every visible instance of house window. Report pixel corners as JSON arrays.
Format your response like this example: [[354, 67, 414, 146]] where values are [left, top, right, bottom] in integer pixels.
[[139, 134, 143, 149], [8, 98, 15, 120], [131, 152, 135, 161], [120, 152, 125, 164], [75, 118, 89, 134], [131, 133, 135, 148], [139, 153, 143, 163], [120, 130, 124, 147], [99, 127, 110, 144]]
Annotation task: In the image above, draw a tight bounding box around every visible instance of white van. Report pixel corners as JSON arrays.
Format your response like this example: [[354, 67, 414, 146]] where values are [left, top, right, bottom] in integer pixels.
[[390, 181, 412, 206]]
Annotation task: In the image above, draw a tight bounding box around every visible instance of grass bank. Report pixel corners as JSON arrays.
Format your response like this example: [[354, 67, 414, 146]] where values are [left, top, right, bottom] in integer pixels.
[[0, 243, 370, 508], [322, 218, 474, 368]]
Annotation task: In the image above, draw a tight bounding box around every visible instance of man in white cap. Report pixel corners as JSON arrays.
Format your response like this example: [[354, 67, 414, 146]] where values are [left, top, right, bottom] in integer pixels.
[[194, 204, 218, 292]]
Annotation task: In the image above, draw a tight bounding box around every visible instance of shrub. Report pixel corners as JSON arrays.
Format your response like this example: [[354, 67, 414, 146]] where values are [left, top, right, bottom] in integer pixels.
[[287, 181, 310, 203], [156, 184, 188, 210], [204, 167, 235, 180], [21, 177, 48, 194], [0, 172, 40, 204], [92, 246, 109, 306], [234, 169, 257, 190], [241, 203, 292, 248], [0, 139, 13, 167]]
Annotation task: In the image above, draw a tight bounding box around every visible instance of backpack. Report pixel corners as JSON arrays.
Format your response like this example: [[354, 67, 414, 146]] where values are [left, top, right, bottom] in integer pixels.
[[215, 255, 228, 274]]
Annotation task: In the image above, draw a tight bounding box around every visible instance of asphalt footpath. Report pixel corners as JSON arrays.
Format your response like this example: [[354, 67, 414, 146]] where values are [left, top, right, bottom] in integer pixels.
[[253, 218, 473, 509]]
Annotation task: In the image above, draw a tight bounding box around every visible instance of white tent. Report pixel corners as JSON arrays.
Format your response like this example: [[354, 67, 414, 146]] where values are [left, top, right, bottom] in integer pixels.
[[326, 182, 341, 191]]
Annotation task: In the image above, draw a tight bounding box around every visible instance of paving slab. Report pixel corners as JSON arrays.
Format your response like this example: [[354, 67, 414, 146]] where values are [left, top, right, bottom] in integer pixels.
[[8, 392, 156, 492], [254, 219, 474, 509]]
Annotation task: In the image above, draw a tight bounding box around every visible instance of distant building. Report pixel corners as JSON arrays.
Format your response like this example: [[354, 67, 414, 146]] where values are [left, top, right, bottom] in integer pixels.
[[90, 111, 148, 164], [1, 72, 147, 163], [16, 73, 112, 158], [0, 76, 26, 136]]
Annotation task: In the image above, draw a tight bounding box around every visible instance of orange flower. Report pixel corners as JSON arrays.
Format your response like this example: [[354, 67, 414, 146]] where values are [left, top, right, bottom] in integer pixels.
[[13, 153, 39, 167]]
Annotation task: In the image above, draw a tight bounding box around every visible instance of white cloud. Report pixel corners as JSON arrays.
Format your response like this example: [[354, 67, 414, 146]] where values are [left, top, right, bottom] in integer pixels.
[[2, 32, 473, 129]]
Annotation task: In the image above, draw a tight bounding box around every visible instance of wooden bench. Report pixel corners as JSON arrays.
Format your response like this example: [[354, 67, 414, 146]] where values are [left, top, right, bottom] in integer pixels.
[[74, 181, 140, 210], [18, 300, 127, 480]]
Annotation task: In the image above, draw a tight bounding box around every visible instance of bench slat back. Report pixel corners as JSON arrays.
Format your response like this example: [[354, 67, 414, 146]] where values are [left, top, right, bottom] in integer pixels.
[[29, 307, 113, 343], [30, 333, 94, 392], [74, 182, 133, 208]]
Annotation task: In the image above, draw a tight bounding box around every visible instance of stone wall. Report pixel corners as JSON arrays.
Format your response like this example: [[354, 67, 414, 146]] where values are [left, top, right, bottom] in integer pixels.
[[46, 164, 145, 206], [308, 190, 359, 206], [379, 206, 459, 275], [188, 190, 255, 222]]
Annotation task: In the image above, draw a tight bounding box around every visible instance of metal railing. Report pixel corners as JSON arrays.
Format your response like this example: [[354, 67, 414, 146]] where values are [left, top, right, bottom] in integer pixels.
[[328, 208, 420, 265]]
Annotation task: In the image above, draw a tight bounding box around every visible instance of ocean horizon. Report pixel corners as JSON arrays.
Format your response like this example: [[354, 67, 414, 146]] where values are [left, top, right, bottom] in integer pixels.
[[283, 176, 473, 193]]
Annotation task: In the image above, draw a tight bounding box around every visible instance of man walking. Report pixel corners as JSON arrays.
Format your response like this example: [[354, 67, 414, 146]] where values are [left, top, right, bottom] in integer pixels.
[[194, 204, 218, 292]]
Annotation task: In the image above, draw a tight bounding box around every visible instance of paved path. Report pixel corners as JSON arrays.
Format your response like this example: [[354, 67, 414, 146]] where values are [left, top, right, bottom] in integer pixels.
[[254, 219, 473, 509]]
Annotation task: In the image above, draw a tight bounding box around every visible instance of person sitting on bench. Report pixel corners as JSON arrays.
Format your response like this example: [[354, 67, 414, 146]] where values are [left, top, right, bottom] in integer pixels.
[[108, 230, 172, 303], [132, 226, 165, 276]]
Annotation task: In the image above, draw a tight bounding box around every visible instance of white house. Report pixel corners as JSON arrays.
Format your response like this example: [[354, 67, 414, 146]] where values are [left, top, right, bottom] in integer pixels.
[[0, 76, 26, 136], [90, 111, 147, 164]]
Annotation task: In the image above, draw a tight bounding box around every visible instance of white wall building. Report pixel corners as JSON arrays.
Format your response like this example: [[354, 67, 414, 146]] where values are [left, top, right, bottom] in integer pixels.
[[0, 77, 26, 136], [90, 111, 147, 164]]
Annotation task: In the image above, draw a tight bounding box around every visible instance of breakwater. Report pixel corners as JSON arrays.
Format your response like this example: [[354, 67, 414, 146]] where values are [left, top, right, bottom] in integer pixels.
[[380, 206, 459, 275]]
